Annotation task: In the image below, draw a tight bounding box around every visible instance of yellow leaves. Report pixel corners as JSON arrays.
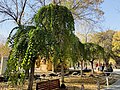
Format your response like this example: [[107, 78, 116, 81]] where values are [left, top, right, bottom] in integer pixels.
[[112, 31, 120, 45], [0, 44, 10, 56], [112, 31, 120, 54]]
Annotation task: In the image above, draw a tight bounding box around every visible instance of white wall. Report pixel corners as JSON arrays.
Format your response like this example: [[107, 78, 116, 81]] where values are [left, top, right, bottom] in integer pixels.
[[0, 56, 8, 75]]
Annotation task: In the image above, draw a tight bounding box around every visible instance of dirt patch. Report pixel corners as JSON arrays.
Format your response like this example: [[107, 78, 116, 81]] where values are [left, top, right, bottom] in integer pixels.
[[64, 74, 118, 90], [0, 74, 119, 90]]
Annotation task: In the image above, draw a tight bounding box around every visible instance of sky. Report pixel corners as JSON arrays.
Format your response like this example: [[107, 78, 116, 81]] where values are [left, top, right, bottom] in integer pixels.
[[101, 0, 120, 30], [0, 0, 120, 39]]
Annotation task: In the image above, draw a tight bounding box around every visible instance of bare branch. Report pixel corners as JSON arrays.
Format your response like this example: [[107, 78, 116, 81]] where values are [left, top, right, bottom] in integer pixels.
[[0, 10, 17, 21], [0, 18, 13, 23], [38, 0, 46, 6], [0, 0, 17, 23], [11, 0, 19, 19], [27, 2, 38, 13], [18, 0, 27, 25]]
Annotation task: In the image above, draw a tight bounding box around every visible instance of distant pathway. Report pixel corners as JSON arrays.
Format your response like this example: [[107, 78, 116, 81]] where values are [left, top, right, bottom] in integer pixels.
[[103, 80, 120, 90], [103, 69, 120, 90]]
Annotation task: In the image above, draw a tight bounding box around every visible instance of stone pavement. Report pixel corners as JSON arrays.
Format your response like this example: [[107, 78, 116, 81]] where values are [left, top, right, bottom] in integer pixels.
[[102, 69, 120, 90], [103, 79, 120, 90]]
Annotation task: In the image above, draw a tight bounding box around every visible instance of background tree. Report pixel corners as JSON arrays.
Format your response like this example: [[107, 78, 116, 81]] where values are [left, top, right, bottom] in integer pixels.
[[0, 0, 27, 25], [112, 31, 120, 65], [0, 43, 10, 56], [58, 0, 104, 22], [71, 34, 85, 76], [90, 30, 115, 64], [33, 3, 75, 88], [0, 0, 104, 29], [0, 0, 49, 24], [112, 31, 120, 56], [76, 22, 95, 43], [84, 43, 104, 74]]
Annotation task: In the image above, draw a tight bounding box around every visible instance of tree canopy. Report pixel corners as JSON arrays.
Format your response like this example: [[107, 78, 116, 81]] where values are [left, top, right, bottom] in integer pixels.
[[6, 3, 75, 89], [90, 30, 115, 62], [84, 42, 104, 74], [112, 31, 120, 56]]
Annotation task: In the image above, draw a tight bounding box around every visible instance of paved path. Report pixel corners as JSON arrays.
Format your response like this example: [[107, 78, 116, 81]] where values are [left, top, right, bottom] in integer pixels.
[[103, 80, 120, 90], [103, 69, 120, 90]]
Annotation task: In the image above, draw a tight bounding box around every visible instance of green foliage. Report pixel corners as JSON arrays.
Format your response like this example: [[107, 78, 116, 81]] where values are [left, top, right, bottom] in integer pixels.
[[84, 43, 104, 62], [6, 4, 75, 85], [70, 34, 84, 65], [34, 4, 75, 63], [90, 30, 115, 51], [112, 31, 120, 56], [6, 25, 35, 85]]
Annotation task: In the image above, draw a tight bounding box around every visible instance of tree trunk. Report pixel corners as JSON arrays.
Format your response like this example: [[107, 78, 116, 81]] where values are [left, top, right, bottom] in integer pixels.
[[73, 63, 75, 69], [59, 0, 61, 5], [52, 62, 55, 72], [28, 59, 35, 90], [61, 61, 64, 84], [90, 61, 94, 75], [52, 0, 56, 4], [25, 69, 29, 79], [80, 60, 83, 76], [78, 62, 80, 68], [104, 58, 108, 66]]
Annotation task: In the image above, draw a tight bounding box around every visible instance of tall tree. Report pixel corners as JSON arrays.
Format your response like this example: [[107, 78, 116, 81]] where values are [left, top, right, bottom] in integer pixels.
[[34, 3, 75, 86], [6, 3, 75, 90]]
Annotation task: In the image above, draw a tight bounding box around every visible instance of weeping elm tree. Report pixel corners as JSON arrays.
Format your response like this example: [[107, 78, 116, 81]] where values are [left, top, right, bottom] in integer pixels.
[[34, 3, 75, 86], [6, 3, 75, 90]]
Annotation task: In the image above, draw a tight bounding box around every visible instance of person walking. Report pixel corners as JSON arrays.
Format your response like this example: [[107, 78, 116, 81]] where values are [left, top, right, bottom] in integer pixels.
[[81, 84, 84, 90]]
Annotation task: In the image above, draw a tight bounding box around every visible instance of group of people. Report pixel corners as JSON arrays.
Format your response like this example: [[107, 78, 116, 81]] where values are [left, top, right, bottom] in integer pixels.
[[95, 63, 113, 72], [95, 63, 104, 71]]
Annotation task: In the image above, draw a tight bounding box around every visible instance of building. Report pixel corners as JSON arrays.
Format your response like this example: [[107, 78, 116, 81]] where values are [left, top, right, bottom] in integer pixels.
[[35, 57, 53, 73]]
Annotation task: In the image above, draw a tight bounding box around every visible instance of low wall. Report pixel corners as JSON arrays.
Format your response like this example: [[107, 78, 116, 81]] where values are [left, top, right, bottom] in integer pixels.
[[36, 79, 60, 90]]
